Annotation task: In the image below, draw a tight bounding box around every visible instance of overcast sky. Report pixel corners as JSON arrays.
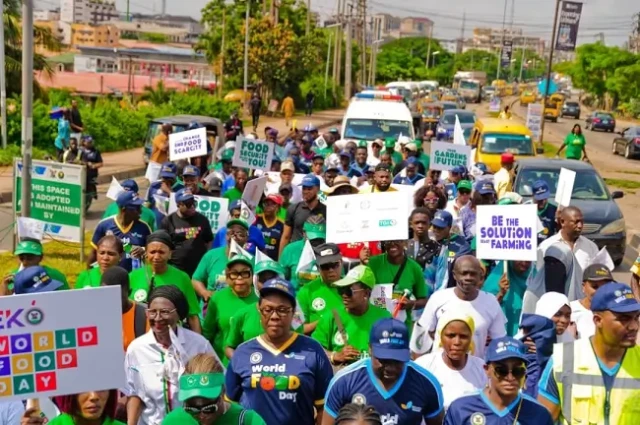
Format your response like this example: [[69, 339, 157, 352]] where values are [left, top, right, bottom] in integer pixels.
[[37, 0, 638, 46]]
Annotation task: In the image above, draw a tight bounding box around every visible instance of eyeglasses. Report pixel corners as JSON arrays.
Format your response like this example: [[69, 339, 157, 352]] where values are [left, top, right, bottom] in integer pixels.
[[184, 402, 219, 416], [227, 270, 252, 280], [493, 363, 526, 380], [319, 262, 340, 270], [146, 308, 176, 319], [259, 306, 294, 317], [337, 286, 366, 297]]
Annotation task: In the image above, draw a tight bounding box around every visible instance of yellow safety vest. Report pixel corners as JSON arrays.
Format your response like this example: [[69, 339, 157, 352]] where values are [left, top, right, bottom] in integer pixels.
[[552, 338, 640, 425]]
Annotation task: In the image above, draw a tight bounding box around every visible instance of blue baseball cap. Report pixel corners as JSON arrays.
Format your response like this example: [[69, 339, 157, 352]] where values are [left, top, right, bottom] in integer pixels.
[[121, 179, 139, 193], [432, 210, 453, 228], [229, 200, 242, 211], [475, 180, 496, 195], [175, 188, 195, 204], [160, 162, 177, 179], [451, 165, 467, 174], [116, 191, 144, 208], [300, 174, 320, 188], [475, 162, 489, 174], [591, 283, 640, 313], [260, 277, 296, 305], [14, 266, 64, 295], [485, 336, 528, 363], [182, 165, 200, 177], [339, 150, 352, 159], [370, 318, 410, 362], [302, 135, 313, 144], [532, 180, 550, 201], [303, 123, 317, 132]]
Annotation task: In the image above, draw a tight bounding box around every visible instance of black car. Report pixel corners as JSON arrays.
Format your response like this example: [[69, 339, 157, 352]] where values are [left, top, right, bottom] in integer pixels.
[[514, 159, 626, 265], [561, 101, 581, 119], [585, 111, 616, 132], [612, 126, 640, 159]]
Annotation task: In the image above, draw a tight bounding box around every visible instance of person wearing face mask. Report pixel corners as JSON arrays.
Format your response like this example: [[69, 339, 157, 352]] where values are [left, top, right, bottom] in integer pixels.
[[413, 256, 506, 358], [226, 278, 334, 425], [129, 230, 202, 333], [415, 310, 487, 410], [161, 353, 266, 425], [444, 337, 553, 425], [203, 255, 258, 365], [313, 266, 391, 367], [125, 286, 218, 425], [407, 208, 440, 269], [570, 264, 614, 340], [2, 239, 69, 294], [21, 390, 122, 425], [76, 235, 123, 289], [323, 318, 445, 425], [193, 219, 251, 301], [280, 218, 325, 289], [160, 189, 214, 277], [534, 292, 575, 343]]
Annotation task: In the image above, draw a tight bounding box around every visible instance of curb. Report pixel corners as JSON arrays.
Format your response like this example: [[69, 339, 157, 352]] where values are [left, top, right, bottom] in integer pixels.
[[0, 117, 344, 204]]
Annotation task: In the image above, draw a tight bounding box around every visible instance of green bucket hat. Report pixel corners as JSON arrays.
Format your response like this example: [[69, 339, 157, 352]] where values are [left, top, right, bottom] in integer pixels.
[[255, 260, 285, 276], [15, 240, 43, 256], [303, 222, 326, 241], [227, 254, 253, 269], [334, 265, 376, 289], [227, 218, 249, 231], [457, 180, 473, 191], [178, 373, 225, 402]]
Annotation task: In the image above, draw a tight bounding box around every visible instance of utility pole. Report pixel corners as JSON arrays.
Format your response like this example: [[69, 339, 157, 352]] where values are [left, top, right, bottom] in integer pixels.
[[21, 0, 34, 218], [425, 25, 433, 67], [126, 0, 130, 21], [539, 0, 562, 148], [218, 9, 226, 97], [344, 4, 353, 101], [518, 47, 525, 81], [459, 11, 465, 55], [306, 0, 311, 35], [243, 0, 251, 110], [0, 0, 7, 149], [324, 32, 333, 98], [361, 1, 367, 86], [332, 0, 342, 87], [496, 0, 508, 80]]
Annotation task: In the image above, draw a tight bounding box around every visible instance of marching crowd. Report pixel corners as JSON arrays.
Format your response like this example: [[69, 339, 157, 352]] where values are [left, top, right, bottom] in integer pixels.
[[3, 121, 640, 425]]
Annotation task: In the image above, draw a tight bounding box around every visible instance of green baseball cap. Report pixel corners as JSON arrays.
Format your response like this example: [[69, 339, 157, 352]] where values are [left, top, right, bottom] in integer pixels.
[[413, 138, 423, 148], [457, 180, 472, 191], [255, 260, 285, 276], [178, 373, 225, 402], [498, 197, 516, 205], [384, 138, 396, 149], [227, 218, 249, 231], [303, 222, 326, 240], [162, 409, 198, 425], [221, 149, 234, 162], [334, 265, 376, 289], [227, 254, 253, 269], [357, 140, 368, 148], [15, 240, 43, 256]]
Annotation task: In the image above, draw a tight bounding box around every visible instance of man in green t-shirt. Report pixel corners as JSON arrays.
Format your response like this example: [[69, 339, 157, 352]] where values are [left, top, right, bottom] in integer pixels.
[[296, 243, 344, 335], [102, 179, 157, 230], [312, 265, 391, 367], [3, 240, 69, 292], [384, 138, 403, 165], [223, 169, 248, 201], [280, 220, 325, 289]]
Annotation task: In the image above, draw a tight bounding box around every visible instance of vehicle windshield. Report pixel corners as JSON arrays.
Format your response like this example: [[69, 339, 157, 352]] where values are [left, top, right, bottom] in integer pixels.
[[516, 168, 610, 201], [460, 80, 479, 89], [565, 102, 579, 107], [481, 133, 534, 155], [441, 103, 457, 111], [388, 87, 412, 101], [422, 107, 441, 118], [344, 119, 413, 141], [463, 127, 472, 140], [595, 113, 613, 119], [442, 113, 475, 125]]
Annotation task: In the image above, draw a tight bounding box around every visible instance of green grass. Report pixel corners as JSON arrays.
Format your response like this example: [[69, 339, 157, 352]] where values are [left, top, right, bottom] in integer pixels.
[[0, 145, 52, 167], [541, 142, 558, 158], [604, 178, 640, 191], [620, 170, 640, 176]]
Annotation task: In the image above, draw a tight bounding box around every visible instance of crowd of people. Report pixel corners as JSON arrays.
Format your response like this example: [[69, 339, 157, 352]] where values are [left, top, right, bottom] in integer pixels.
[[4, 118, 640, 425]]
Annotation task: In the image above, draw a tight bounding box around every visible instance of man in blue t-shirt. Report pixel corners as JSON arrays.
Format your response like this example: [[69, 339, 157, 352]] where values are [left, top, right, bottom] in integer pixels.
[[92, 191, 152, 271], [323, 318, 444, 425], [146, 162, 183, 204], [445, 336, 553, 425], [532, 180, 558, 244]]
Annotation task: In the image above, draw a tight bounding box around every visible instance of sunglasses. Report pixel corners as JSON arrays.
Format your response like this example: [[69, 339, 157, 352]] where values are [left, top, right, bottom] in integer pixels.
[[337, 286, 366, 297], [184, 401, 219, 416], [181, 200, 195, 208], [493, 363, 526, 380], [319, 262, 340, 270], [458, 189, 471, 195]]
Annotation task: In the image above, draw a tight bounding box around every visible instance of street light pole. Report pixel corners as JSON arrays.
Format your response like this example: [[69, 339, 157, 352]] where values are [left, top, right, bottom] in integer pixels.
[[243, 0, 250, 109], [539, 0, 561, 147], [21, 0, 34, 217], [324, 32, 333, 98], [496, 0, 508, 80], [0, 0, 8, 149]]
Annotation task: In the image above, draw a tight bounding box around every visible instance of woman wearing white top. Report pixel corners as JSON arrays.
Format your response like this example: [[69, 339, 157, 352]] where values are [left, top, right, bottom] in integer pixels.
[[415, 309, 487, 410], [124, 285, 218, 425], [535, 292, 575, 343], [569, 263, 614, 340]]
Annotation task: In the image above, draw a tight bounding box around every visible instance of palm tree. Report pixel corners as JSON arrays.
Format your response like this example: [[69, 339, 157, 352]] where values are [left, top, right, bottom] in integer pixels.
[[141, 80, 175, 105]]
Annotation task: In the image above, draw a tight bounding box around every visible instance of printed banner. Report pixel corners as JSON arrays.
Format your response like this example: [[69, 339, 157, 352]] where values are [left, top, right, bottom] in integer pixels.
[[555, 1, 583, 51], [0, 287, 125, 402], [169, 127, 208, 161], [326, 191, 410, 244], [232, 138, 274, 171], [489, 97, 501, 113], [476, 204, 538, 261], [500, 39, 513, 68], [14, 159, 85, 243], [430, 141, 471, 171], [168, 195, 229, 234], [526, 104, 543, 143]]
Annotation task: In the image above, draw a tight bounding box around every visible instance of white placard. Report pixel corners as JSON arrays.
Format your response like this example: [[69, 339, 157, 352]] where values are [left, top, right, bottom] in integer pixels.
[[145, 161, 162, 182], [526, 103, 543, 142], [169, 127, 208, 161], [453, 115, 466, 146], [106, 176, 124, 201], [17, 217, 45, 241], [241, 176, 268, 210], [232, 138, 274, 172], [326, 191, 410, 244], [430, 141, 472, 171], [167, 194, 229, 233], [0, 287, 125, 402], [591, 247, 615, 271], [475, 204, 538, 261], [555, 167, 576, 208]]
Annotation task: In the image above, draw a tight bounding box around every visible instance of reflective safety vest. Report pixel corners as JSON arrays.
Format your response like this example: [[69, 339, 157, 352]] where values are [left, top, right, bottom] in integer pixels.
[[552, 338, 640, 425]]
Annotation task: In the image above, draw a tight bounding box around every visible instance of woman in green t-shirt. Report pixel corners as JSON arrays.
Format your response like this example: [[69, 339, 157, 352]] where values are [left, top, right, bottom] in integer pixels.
[[76, 235, 123, 289], [162, 353, 265, 425], [42, 390, 123, 425], [556, 124, 589, 161]]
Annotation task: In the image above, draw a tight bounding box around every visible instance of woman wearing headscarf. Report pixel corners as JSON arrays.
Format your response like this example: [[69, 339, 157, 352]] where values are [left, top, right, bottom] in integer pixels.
[[128, 230, 202, 333], [124, 286, 218, 425], [160, 353, 266, 425], [76, 235, 123, 289], [415, 309, 487, 410], [483, 260, 532, 336], [534, 292, 575, 343], [24, 390, 122, 425], [202, 254, 258, 365]]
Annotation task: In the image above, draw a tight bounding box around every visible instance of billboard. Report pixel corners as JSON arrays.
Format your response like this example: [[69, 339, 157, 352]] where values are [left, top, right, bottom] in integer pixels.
[[555, 1, 583, 51]]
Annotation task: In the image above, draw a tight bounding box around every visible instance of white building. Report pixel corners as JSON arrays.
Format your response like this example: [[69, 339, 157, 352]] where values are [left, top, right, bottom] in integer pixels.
[[60, 0, 118, 24], [34, 9, 60, 21]]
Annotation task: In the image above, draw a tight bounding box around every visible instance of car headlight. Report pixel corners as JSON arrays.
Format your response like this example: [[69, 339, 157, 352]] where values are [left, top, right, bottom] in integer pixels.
[[600, 218, 626, 235], [437, 127, 446, 133]]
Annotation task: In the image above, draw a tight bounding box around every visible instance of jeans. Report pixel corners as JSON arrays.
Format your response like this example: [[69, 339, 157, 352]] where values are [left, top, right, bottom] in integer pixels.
[[252, 113, 260, 128]]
